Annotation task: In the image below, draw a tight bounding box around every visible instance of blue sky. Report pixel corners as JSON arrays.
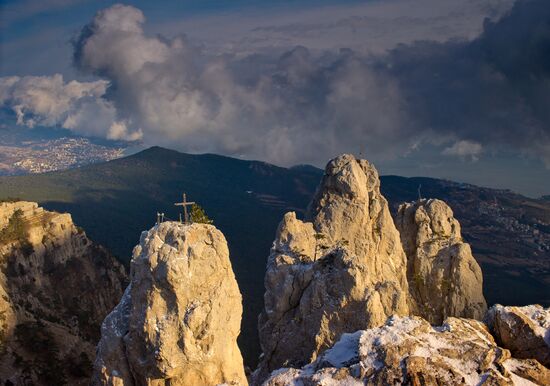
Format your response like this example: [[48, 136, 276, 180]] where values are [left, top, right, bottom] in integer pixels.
[[1, 0, 550, 197], [1, 0, 365, 76]]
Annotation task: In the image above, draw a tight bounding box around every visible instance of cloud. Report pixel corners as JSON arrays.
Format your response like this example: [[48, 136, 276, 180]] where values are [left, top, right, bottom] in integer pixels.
[[161, 0, 515, 56], [66, 1, 550, 166], [383, 0, 550, 166], [71, 4, 410, 164], [5, 0, 550, 169], [0, 73, 141, 140], [442, 140, 483, 161]]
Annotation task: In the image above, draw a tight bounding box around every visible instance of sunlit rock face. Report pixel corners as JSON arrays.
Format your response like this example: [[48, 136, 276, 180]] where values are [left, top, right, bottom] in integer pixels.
[[264, 315, 550, 386], [0, 201, 127, 385], [92, 221, 247, 386], [254, 154, 410, 383], [486, 304, 550, 368], [396, 198, 487, 324]]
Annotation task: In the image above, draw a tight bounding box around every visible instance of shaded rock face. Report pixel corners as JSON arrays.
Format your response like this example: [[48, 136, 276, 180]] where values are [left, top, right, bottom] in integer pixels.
[[93, 222, 247, 386], [486, 304, 550, 368], [396, 199, 487, 324], [0, 201, 127, 385], [255, 154, 410, 382], [265, 316, 550, 386]]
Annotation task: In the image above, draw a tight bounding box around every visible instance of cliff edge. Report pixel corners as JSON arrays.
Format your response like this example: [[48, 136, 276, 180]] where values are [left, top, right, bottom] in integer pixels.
[[0, 201, 127, 385]]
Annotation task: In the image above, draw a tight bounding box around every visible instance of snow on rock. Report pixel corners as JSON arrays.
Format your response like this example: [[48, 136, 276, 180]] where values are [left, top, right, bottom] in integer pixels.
[[486, 304, 550, 368], [264, 316, 550, 386]]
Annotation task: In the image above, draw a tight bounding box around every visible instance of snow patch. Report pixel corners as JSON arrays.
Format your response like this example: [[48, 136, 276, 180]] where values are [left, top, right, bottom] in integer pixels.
[[320, 331, 362, 367]]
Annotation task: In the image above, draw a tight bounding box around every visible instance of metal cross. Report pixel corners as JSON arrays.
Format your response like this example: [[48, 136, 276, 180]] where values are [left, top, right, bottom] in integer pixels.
[[174, 193, 195, 224]]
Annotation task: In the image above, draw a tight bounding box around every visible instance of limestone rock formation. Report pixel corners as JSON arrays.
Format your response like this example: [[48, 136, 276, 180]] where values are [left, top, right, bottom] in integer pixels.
[[255, 154, 410, 382], [486, 304, 550, 368], [0, 201, 127, 385], [92, 221, 247, 386], [396, 199, 487, 324], [265, 315, 550, 386]]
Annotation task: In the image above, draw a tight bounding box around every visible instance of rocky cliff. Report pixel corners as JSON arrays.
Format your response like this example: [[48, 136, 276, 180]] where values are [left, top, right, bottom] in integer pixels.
[[93, 221, 247, 386], [0, 201, 127, 385], [255, 155, 410, 382], [264, 315, 550, 385], [396, 199, 487, 324]]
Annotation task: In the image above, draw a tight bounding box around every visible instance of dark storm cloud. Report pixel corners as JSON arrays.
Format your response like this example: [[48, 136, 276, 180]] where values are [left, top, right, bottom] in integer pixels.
[[384, 0, 550, 164]]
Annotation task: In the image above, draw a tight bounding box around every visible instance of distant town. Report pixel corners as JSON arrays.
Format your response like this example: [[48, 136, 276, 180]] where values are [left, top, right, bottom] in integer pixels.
[[0, 137, 126, 175], [477, 200, 550, 253]]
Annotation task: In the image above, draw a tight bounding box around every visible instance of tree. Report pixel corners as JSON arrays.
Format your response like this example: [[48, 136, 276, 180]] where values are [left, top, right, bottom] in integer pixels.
[[0, 209, 29, 244], [190, 203, 213, 224]]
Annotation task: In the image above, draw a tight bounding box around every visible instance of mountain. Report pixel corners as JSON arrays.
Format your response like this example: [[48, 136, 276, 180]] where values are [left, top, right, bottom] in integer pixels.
[[254, 155, 487, 383], [0, 146, 548, 366]]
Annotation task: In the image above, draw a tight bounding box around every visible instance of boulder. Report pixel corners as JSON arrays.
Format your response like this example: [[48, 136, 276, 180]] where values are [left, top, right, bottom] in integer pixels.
[[265, 315, 550, 386], [92, 222, 247, 386], [486, 304, 550, 368], [396, 199, 487, 324]]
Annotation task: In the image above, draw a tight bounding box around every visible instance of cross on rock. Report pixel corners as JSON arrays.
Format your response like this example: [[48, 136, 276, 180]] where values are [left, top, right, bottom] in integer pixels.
[[174, 193, 195, 224]]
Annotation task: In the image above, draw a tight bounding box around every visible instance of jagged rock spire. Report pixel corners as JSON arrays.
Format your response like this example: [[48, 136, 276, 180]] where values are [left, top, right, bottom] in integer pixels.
[[92, 222, 247, 386], [254, 154, 410, 383], [396, 198, 487, 324]]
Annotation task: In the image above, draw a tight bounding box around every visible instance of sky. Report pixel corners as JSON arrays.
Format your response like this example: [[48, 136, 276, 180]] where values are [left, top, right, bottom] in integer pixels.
[[1, 0, 550, 197]]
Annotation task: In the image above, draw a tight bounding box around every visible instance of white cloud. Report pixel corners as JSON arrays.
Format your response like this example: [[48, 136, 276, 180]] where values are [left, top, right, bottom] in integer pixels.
[[442, 140, 483, 161], [75, 5, 170, 76], [107, 121, 142, 141], [0, 73, 141, 141], [70, 5, 415, 165]]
